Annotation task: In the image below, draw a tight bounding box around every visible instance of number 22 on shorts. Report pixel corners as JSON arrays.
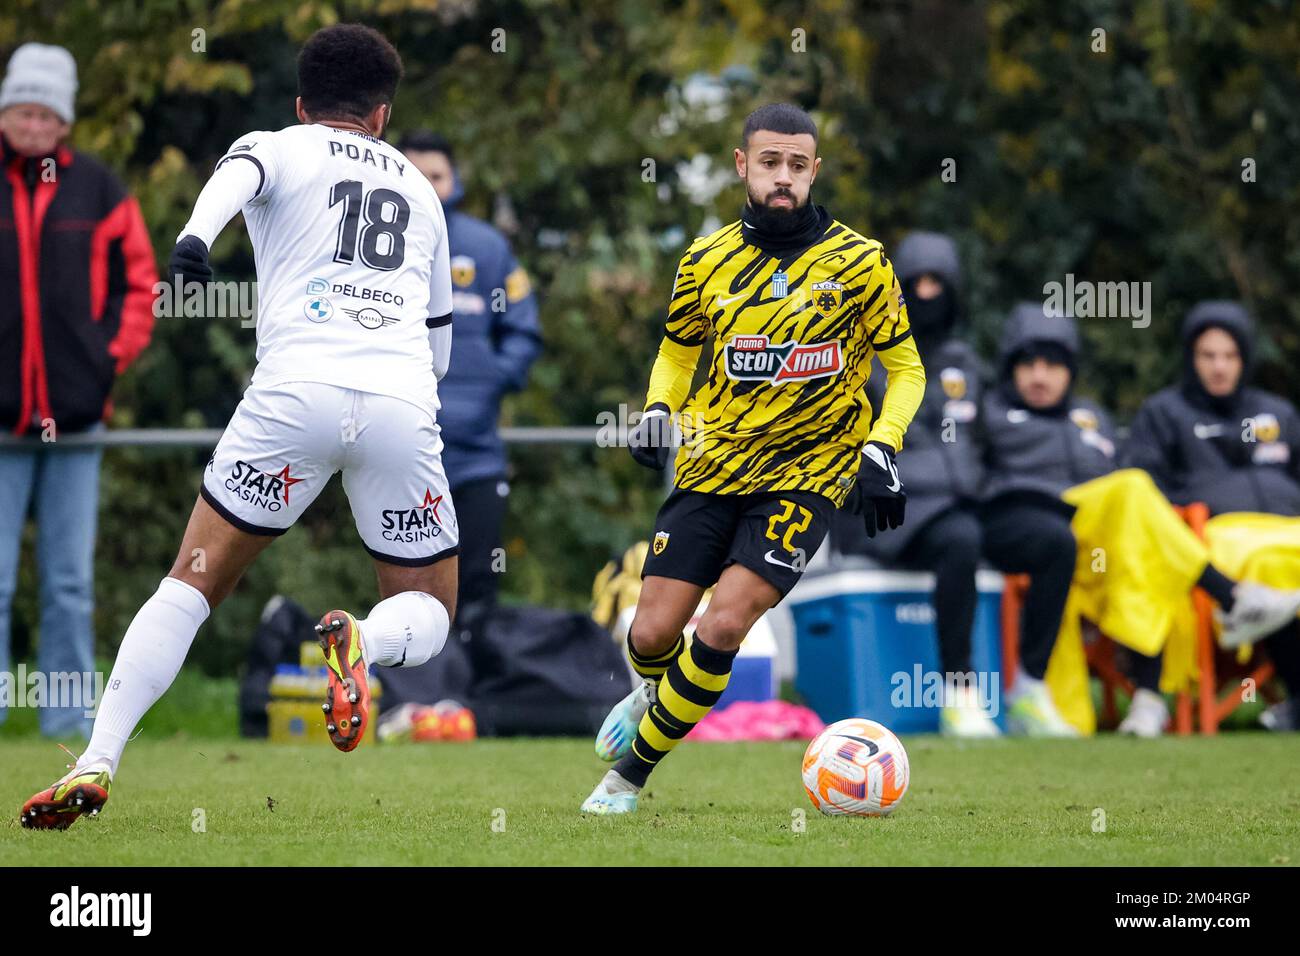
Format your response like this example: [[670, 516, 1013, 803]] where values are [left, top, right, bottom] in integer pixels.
[[765, 499, 812, 552]]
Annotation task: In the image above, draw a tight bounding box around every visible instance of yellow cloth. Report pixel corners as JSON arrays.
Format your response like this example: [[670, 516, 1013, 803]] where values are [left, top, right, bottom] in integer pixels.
[[1042, 469, 1300, 733]]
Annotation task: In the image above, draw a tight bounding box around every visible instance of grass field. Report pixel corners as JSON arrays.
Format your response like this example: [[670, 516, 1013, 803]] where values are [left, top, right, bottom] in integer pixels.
[[2, 733, 1298, 866]]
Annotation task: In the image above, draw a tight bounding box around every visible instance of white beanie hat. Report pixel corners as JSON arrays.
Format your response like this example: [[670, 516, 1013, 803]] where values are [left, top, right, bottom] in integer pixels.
[[0, 43, 78, 123]]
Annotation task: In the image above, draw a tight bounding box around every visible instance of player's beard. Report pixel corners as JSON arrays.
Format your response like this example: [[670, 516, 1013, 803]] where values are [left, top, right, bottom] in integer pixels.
[[740, 180, 825, 252], [744, 182, 810, 234]]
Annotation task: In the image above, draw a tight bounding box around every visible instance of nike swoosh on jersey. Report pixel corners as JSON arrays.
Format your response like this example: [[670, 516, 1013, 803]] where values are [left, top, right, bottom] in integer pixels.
[[715, 293, 747, 307]]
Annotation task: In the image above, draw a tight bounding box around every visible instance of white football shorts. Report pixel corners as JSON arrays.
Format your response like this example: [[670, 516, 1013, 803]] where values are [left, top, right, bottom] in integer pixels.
[[201, 382, 459, 566]]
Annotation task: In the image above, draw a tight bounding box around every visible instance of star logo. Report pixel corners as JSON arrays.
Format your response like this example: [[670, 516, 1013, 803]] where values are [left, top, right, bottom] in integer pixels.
[[273, 464, 304, 504], [419, 488, 443, 522]]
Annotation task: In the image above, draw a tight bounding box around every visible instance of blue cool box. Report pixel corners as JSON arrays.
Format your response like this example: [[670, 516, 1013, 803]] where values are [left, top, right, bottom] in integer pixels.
[[715, 657, 775, 708], [787, 569, 1006, 733]]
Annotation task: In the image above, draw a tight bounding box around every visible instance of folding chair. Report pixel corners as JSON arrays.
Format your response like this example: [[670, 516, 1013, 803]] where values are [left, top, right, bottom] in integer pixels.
[[998, 502, 1274, 735]]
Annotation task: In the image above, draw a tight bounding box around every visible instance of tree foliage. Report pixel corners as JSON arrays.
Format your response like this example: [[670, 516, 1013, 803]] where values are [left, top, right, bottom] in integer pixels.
[[3, 1, 1296, 671]]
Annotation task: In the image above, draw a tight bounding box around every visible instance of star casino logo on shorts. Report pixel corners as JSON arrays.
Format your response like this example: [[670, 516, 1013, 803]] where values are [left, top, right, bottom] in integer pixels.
[[225, 461, 302, 512], [381, 489, 445, 543], [723, 334, 843, 383]]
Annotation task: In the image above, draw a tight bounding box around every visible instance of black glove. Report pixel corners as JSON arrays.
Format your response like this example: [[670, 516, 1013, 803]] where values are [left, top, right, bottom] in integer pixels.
[[169, 234, 213, 289], [842, 440, 906, 537], [628, 402, 674, 470]]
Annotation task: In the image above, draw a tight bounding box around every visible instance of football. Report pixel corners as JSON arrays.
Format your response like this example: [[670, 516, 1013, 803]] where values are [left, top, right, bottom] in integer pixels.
[[801, 718, 910, 817]]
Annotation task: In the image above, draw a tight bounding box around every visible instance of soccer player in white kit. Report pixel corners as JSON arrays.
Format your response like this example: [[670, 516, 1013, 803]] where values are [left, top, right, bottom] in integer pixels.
[[21, 24, 458, 829]]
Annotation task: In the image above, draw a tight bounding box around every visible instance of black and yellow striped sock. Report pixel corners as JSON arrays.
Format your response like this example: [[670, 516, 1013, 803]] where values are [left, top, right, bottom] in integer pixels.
[[626, 631, 685, 683], [614, 633, 737, 788]]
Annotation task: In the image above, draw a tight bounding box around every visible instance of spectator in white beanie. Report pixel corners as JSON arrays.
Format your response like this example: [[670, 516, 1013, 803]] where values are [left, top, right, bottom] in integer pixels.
[[0, 43, 77, 156], [0, 42, 157, 739]]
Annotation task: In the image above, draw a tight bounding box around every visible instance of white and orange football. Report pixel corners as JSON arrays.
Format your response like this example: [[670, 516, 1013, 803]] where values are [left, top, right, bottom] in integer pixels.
[[801, 717, 910, 817]]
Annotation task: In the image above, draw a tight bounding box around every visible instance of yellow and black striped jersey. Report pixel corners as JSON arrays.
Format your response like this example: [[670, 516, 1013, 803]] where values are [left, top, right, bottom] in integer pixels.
[[645, 218, 926, 507]]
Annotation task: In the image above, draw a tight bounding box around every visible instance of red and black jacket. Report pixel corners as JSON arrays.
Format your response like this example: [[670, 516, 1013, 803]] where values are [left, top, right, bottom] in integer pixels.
[[0, 135, 157, 434]]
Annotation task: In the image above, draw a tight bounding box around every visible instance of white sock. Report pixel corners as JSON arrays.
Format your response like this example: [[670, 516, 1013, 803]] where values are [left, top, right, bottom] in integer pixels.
[[79, 577, 210, 775], [358, 591, 448, 668]]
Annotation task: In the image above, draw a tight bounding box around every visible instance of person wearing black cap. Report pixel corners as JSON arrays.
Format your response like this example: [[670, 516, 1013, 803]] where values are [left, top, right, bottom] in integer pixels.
[[980, 303, 1117, 735], [1121, 301, 1300, 733], [838, 231, 997, 736]]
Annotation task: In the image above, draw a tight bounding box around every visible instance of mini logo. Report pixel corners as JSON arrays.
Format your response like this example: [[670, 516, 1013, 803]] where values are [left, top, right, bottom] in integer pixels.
[[940, 367, 967, 399], [345, 307, 399, 330], [306, 277, 329, 295], [771, 271, 789, 299], [652, 530, 670, 555], [451, 255, 477, 287], [304, 297, 333, 323], [811, 280, 844, 317], [724, 334, 842, 383]]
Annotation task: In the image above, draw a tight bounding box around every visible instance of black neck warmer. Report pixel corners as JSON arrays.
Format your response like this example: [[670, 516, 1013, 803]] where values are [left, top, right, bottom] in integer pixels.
[[740, 199, 831, 254], [906, 285, 957, 363]]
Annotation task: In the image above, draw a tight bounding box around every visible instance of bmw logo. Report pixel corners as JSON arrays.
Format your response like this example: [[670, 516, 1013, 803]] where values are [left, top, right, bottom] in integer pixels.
[[304, 297, 333, 323]]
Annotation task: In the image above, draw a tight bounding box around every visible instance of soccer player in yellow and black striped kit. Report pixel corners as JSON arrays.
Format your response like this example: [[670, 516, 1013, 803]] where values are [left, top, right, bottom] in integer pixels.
[[581, 103, 927, 814]]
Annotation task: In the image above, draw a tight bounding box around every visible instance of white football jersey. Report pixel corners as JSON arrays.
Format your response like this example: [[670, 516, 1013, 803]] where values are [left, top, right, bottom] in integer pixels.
[[181, 123, 453, 417]]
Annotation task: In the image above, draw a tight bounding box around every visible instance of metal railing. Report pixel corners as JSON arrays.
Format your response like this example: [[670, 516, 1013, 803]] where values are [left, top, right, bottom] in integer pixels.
[[0, 427, 601, 448]]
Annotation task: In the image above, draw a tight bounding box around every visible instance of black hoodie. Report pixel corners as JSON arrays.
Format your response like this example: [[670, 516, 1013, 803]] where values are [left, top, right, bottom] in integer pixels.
[[981, 302, 1117, 508], [842, 232, 987, 560], [1121, 301, 1300, 516]]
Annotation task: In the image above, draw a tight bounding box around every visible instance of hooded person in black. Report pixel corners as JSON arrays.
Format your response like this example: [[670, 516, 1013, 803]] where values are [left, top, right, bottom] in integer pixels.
[[979, 302, 1118, 736], [833, 231, 997, 736], [1124, 301, 1300, 516], [1122, 301, 1300, 730]]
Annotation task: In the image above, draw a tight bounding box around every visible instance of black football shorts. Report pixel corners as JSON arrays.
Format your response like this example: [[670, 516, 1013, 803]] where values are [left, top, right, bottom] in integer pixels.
[[640, 487, 833, 599]]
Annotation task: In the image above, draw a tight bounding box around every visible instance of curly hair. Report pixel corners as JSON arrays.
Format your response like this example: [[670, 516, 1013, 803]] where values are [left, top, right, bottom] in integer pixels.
[[297, 24, 404, 123]]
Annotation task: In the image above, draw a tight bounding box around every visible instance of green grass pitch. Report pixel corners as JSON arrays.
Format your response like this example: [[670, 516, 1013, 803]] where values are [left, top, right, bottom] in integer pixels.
[[2, 734, 1298, 866]]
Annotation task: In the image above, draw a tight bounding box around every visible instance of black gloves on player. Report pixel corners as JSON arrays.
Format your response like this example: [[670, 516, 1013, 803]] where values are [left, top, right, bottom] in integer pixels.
[[628, 402, 675, 470], [169, 234, 213, 289], [842, 440, 906, 537]]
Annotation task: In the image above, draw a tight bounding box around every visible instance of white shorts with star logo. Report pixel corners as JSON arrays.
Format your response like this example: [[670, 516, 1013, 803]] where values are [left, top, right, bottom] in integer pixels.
[[201, 381, 459, 566]]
